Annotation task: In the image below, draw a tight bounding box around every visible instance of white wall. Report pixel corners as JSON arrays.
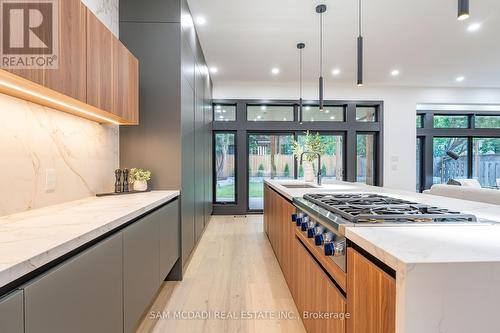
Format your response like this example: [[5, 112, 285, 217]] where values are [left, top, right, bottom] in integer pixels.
[[214, 81, 500, 191]]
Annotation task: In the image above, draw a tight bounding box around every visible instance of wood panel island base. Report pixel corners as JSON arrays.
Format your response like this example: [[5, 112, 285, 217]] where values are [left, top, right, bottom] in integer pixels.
[[264, 184, 396, 333], [264, 180, 500, 333]]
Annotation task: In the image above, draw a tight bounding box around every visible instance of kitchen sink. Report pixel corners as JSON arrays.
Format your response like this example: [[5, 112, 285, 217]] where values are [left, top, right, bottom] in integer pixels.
[[281, 183, 319, 189]]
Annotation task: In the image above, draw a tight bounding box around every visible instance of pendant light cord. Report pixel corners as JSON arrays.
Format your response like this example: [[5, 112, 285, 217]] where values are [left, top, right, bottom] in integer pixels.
[[320, 12, 323, 76], [300, 49, 303, 98], [358, 0, 362, 36]]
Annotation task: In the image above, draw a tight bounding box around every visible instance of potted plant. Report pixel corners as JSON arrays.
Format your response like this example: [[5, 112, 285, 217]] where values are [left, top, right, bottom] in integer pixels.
[[292, 131, 325, 182], [129, 168, 151, 191]]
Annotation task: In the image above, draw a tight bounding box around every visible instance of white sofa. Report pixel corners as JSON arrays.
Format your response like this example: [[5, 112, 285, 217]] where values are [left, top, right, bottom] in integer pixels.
[[423, 180, 500, 205]]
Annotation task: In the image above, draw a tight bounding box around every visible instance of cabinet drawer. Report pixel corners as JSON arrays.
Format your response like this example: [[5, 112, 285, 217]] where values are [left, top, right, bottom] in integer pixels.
[[24, 233, 123, 333], [159, 200, 180, 281], [123, 209, 161, 333], [0, 290, 24, 333], [294, 237, 347, 333]]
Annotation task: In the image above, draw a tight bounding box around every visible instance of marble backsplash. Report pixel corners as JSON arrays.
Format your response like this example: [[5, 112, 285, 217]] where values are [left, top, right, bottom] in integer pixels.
[[0, 93, 119, 216]]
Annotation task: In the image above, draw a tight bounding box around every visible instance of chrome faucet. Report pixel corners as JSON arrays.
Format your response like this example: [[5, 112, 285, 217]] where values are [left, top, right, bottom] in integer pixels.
[[300, 152, 322, 186]]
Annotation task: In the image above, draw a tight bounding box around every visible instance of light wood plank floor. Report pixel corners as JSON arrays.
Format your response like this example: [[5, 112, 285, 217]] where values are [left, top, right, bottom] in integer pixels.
[[137, 215, 306, 333]]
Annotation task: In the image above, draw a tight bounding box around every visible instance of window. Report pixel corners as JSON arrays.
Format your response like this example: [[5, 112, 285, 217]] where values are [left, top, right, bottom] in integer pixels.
[[475, 116, 500, 129], [433, 115, 468, 128], [472, 138, 500, 187], [301, 106, 344, 122], [248, 134, 294, 210], [357, 134, 376, 185], [416, 138, 423, 192], [433, 137, 468, 184], [247, 105, 294, 121], [297, 134, 344, 181], [214, 104, 236, 121], [214, 133, 236, 203], [416, 115, 423, 128], [356, 107, 377, 122]]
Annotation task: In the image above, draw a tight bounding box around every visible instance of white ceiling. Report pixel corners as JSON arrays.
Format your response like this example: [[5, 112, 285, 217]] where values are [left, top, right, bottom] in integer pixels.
[[186, 0, 500, 89]]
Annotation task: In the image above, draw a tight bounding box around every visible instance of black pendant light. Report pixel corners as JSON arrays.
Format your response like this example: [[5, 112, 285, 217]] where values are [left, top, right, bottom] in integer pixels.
[[357, 0, 363, 87], [297, 43, 305, 124], [316, 4, 326, 112], [458, 0, 470, 20]]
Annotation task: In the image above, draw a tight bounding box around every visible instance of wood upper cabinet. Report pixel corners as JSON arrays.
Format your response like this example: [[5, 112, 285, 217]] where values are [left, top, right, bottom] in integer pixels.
[[86, 9, 113, 113], [113, 37, 139, 124], [347, 248, 396, 333], [5, 0, 86, 101], [44, 0, 86, 101]]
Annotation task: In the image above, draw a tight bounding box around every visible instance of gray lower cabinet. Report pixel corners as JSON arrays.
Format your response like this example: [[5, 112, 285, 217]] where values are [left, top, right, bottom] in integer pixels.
[[159, 200, 180, 281], [23, 232, 123, 333], [0, 290, 24, 333], [123, 207, 161, 333]]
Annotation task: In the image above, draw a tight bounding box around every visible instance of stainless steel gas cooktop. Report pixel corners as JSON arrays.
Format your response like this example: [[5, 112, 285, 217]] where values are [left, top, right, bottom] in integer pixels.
[[298, 193, 479, 225]]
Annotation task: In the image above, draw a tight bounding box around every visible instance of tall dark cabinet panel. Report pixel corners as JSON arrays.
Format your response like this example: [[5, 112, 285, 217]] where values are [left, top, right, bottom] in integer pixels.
[[120, 0, 213, 268]]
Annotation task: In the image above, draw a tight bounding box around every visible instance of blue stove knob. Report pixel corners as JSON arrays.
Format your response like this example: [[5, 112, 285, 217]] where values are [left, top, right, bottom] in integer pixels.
[[301, 221, 308, 231], [296, 217, 303, 227], [307, 228, 315, 238], [291, 214, 297, 222], [324, 242, 335, 256], [315, 234, 324, 246]]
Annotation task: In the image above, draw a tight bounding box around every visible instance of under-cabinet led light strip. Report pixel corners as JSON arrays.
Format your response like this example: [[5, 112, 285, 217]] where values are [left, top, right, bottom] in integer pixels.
[[0, 79, 120, 125]]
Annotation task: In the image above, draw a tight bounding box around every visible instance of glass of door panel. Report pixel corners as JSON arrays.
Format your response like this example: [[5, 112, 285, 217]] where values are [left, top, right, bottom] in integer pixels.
[[356, 107, 377, 122], [297, 134, 344, 181], [432, 137, 468, 184], [248, 134, 294, 210], [214, 104, 236, 121], [475, 116, 500, 129], [301, 106, 345, 122], [357, 134, 375, 185], [247, 105, 294, 121], [215, 133, 236, 203], [473, 138, 500, 188]]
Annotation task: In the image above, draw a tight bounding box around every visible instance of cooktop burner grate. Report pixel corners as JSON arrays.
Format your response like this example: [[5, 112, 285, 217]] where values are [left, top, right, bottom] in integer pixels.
[[303, 193, 477, 223]]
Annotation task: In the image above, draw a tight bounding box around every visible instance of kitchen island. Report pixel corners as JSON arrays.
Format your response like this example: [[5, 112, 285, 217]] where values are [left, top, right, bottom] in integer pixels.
[[264, 179, 500, 333]]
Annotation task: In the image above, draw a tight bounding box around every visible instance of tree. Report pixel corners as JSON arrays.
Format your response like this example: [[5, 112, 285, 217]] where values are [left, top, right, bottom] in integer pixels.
[[284, 163, 290, 177], [298, 165, 304, 178], [257, 164, 265, 177], [321, 164, 327, 176]]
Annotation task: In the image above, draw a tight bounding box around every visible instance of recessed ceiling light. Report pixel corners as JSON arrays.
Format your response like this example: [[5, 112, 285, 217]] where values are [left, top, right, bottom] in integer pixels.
[[330, 116, 335, 120], [467, 23, 481, 32], [271, 67, 280, 75], [283, 118, 287, 121], [209, 67, 218, 73], [305, 106, 311, 111], [195, 16, 206, 25], [219, 115, 224, 119], [325, 109, 330, 113], [260, 105, 267, 111], [391, 69, 400, 76], [222, 109, 226, 113], [331, 68, 341, 76], [257, 115, 262, 119], [456, 76, 465, 82]]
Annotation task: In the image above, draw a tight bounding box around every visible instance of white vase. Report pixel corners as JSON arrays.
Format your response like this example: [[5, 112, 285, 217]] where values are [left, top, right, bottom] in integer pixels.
[[303, 162, 315, 183], [133, 180, 148, 191]]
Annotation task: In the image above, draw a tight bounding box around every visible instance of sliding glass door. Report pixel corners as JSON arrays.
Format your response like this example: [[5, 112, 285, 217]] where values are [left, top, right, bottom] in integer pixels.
[[472, 138, 500, 187], [248, 134, 294, 210], [432, 137, 468, 184], [297, 134, 344, 181]]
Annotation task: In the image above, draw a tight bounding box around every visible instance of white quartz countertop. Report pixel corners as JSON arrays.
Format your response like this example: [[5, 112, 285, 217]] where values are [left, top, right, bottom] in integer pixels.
[[0, 190, 179, 289]]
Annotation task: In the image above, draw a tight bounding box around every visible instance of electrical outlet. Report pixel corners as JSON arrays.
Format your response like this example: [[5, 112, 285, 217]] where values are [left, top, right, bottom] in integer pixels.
[[45, 169, 56, 192]]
